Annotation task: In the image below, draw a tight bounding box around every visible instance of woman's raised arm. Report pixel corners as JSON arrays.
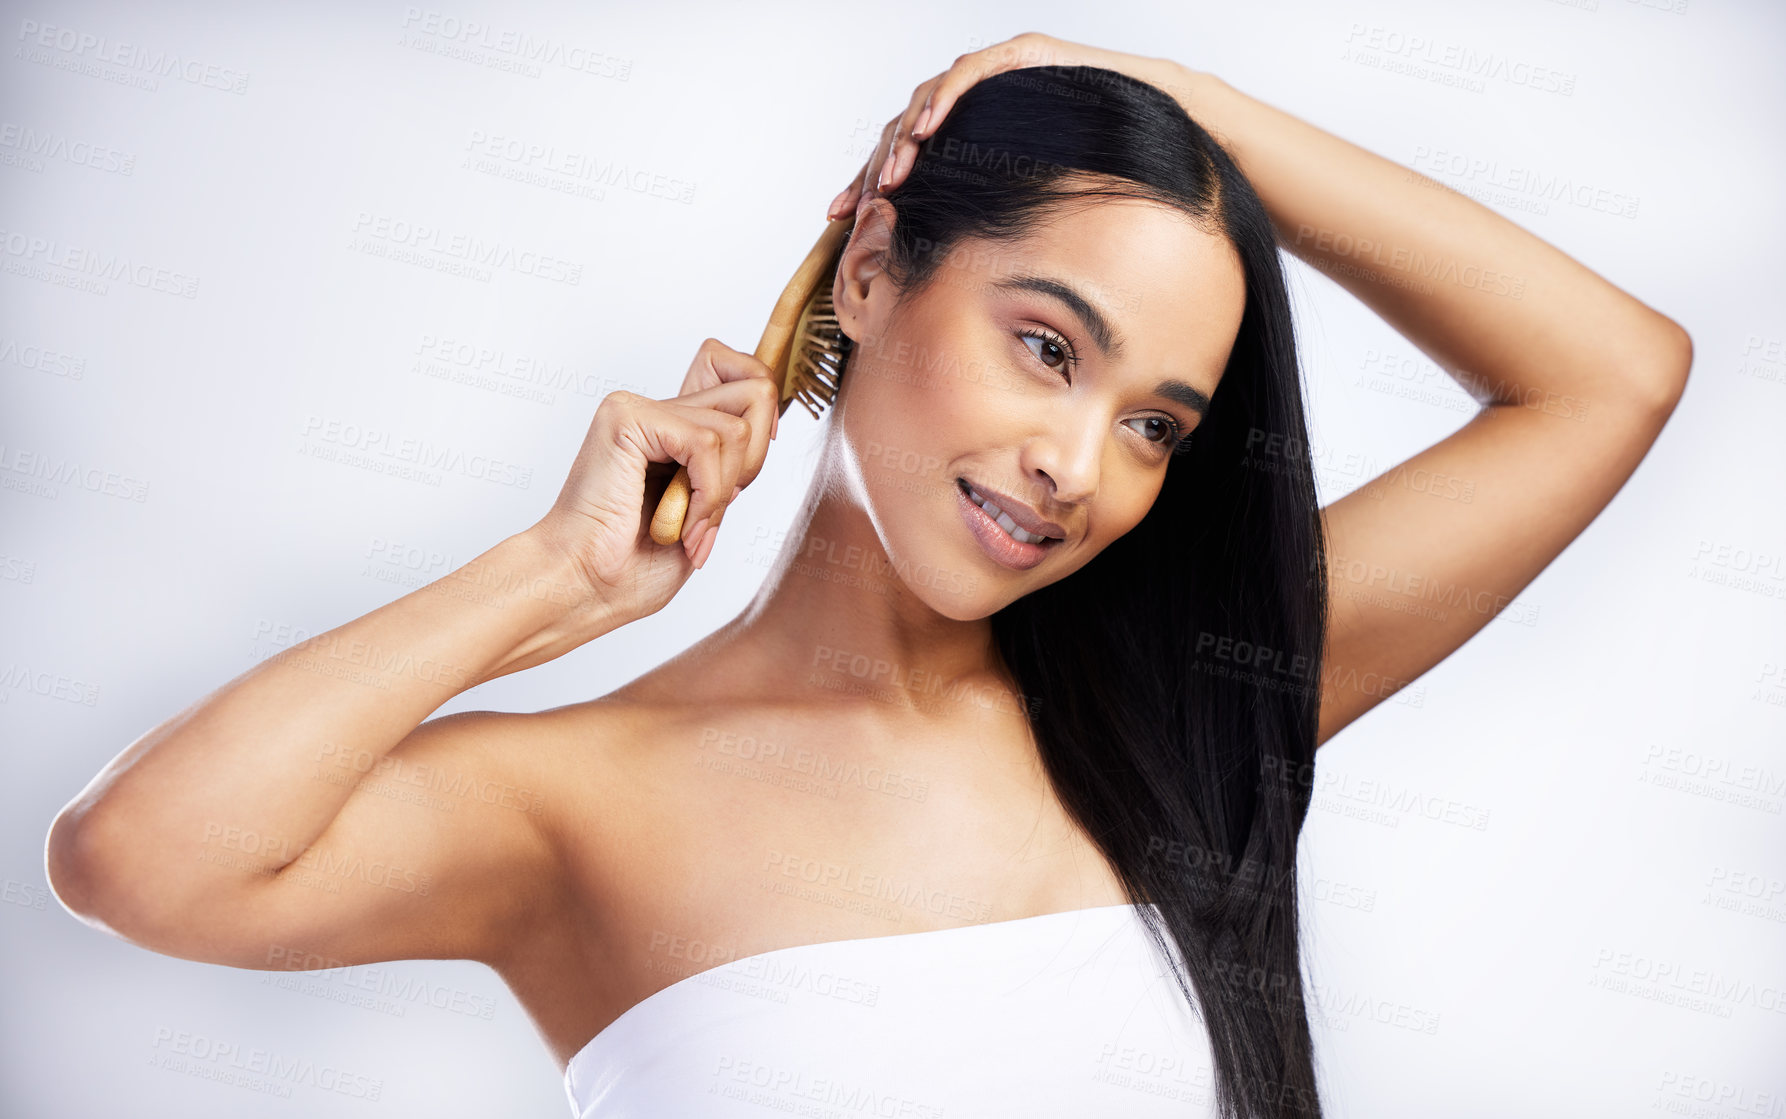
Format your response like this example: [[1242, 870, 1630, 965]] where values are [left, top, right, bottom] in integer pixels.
[[1172, 68, 1690, 744], [44, 531, 606, 968], [847, 34, 1693, 746], [45, 340, 782, 969]]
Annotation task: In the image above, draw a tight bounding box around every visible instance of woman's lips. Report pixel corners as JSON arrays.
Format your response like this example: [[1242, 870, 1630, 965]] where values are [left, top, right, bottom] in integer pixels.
[[956, 479, 1059, 571]]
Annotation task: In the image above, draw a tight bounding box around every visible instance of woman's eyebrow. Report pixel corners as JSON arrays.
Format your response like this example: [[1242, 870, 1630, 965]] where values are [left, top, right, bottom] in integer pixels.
[[992, 275, 1124, 360], [992, 274, 1209, 417], [1157, 379, 1210, 417]]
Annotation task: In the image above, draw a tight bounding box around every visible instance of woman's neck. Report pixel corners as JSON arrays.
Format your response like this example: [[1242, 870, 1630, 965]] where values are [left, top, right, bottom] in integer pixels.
[[692, 448, 1024, 725]]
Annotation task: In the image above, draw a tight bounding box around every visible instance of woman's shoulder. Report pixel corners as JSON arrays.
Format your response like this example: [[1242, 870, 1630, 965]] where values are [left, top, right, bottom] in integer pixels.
[[502, 662, 811, 822], [526, 668, 787, 757], [535, 626, 857, 760]]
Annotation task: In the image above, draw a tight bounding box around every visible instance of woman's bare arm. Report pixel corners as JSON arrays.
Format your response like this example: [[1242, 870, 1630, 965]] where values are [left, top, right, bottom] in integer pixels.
[[1175, 69, 1692, 745], [45, 530, 615, 969], [45, 324, 775, 983]]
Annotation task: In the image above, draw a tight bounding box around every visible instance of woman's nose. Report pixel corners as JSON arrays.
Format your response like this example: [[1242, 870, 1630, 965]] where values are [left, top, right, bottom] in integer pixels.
[[1023, 415, 1102, 505]]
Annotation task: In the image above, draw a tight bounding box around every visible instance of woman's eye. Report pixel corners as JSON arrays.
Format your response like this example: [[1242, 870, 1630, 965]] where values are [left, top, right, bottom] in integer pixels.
[[1127, 416, 1184, 446], [1019, 330, 1071, 372], [1015, 329, 1185, 453]]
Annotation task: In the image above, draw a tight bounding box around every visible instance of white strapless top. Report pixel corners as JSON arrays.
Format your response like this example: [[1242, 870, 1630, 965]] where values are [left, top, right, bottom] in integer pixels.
[[563, 902, 1219, 1117]]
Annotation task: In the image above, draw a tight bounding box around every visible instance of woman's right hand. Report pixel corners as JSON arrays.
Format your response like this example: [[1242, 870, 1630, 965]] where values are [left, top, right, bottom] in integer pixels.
[[825, 32, 1196, 222], [529, 337, 781, 628]]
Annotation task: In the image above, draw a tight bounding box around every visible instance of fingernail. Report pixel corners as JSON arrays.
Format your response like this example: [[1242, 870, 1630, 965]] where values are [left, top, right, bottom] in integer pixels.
[[916, 105, 933, 136], [827, 187, 848, 217], [695, 526, 717, 568], [876, 157, 891, 190], [685, 515, 710, 554]]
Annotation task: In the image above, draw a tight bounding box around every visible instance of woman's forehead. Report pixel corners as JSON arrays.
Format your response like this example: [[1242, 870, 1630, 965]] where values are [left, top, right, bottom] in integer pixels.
[[938, 200, 1246, 365]]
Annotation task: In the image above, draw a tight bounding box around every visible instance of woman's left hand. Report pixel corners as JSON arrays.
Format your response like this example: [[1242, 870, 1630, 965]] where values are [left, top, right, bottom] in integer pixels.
[[825, 32, 1196, 221]]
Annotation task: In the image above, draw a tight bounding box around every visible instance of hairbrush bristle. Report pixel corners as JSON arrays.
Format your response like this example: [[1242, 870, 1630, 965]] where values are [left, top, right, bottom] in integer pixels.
[[648, 217, 856, 546], [786, 286, 853, 420]]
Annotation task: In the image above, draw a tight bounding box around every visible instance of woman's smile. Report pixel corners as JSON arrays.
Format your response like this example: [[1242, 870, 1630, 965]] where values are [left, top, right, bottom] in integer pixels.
[[955, 476, 1064, 570]]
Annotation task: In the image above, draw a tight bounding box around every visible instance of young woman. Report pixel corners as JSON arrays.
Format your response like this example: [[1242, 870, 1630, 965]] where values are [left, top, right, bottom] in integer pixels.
[[46, 33, 1690, 1119]]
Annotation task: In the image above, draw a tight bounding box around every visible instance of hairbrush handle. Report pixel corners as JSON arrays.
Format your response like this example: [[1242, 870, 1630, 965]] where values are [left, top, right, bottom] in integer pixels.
[[647, 217, 854, 547]]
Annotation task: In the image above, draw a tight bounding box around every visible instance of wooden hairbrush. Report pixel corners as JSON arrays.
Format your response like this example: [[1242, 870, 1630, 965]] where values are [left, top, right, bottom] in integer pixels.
[[648, 214, 858, 546]]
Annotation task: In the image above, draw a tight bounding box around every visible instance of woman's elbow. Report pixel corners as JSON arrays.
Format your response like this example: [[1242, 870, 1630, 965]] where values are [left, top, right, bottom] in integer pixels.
[[1645, 317, 1693, 415], [45, 804, 153, 938]]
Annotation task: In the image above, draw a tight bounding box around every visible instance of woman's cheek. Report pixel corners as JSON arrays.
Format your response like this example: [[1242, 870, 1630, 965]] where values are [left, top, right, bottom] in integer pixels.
[[844, 374, 929, 475]]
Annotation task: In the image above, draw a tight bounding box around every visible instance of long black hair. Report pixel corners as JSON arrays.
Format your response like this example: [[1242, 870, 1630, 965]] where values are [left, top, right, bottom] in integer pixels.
[[875, 66, 1328, 1118]]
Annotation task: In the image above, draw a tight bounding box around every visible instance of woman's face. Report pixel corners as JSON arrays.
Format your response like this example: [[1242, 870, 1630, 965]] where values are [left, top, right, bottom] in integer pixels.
[[830, 190, 1247, 619]]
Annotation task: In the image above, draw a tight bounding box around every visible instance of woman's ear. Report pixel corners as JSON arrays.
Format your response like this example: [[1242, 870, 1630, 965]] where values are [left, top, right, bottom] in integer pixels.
[[833, 197, 899, 349]]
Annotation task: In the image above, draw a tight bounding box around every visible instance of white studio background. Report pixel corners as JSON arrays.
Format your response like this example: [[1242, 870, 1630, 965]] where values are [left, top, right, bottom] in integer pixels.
[[3, 1, 1780, 1117]]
